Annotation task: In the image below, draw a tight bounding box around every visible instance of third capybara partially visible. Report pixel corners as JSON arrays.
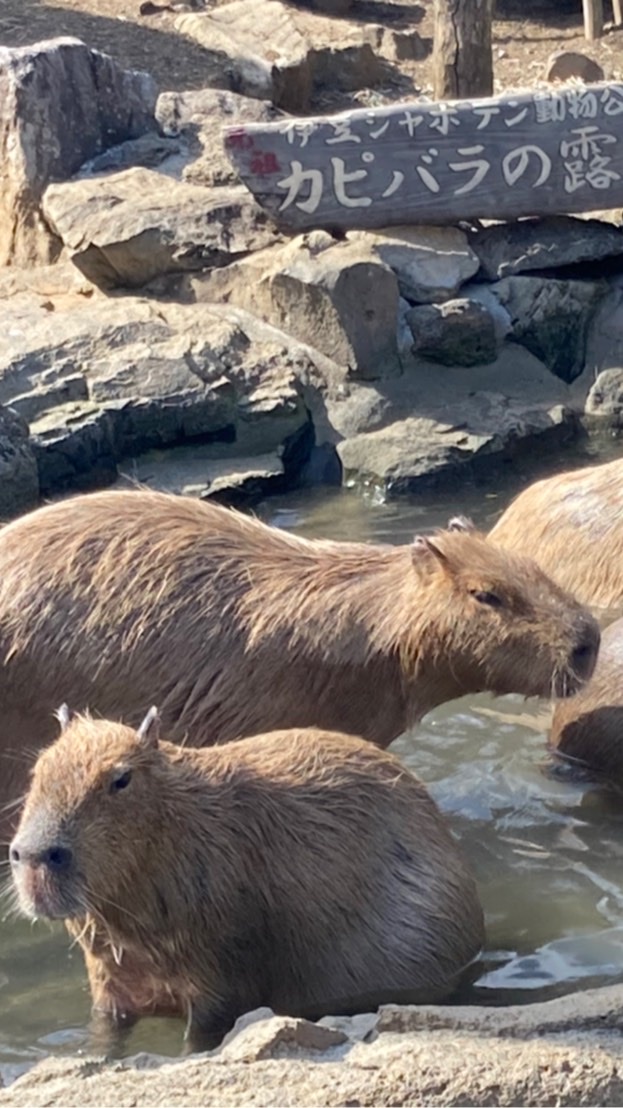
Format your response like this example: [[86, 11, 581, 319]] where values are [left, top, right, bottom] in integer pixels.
[[490, 457, 623, 611], [0, 489, 600, 825], [10, 710, 484, 1050], [550, 615, 623, 785]]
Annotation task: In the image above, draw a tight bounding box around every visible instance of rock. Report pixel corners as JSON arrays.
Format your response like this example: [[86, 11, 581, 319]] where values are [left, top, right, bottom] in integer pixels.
[[156, 88, 284, 189], [176, 0, 384, 112], [488, 275, 604, 382], [42, 172, 281, 290], [118, 445, 290, 508], [7, 986, 623, 1105], [326, 345, 577, 496], [469, 216, 623, 281], [585, 368, 623, 424], [0, 38, 157, 268], [0, 406, 39, 519], [460, 282, 513, 342], [219, 1012, 347, 1062], [193, 233, 401, 380], [347, 226, 480, 304], [545, 50, 604, 83], [406, 298, 498, 366], [0, 294, 312, 497]]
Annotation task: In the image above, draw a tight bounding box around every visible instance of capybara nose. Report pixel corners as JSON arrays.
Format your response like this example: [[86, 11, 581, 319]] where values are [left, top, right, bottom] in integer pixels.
[[9, 842, 20, 867], [570, 635, 599, 682], [39, 845, 73, 872]]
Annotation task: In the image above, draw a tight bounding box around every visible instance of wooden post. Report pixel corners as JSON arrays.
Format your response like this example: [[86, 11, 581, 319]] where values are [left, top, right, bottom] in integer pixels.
[[432, 0, 494, 101], [582, 0, 603, 39], [613, 0, 623, 26]]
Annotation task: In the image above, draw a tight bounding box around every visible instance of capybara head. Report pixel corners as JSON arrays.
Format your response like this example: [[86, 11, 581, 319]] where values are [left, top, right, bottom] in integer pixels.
[[10, 707, 162, 922], [404, 525, 600, 702]]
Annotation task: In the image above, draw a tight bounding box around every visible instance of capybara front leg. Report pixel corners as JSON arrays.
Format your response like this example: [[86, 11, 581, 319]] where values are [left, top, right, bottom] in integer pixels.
[[87, 1004, 138, 1058], [183, 998, 237, 1054]]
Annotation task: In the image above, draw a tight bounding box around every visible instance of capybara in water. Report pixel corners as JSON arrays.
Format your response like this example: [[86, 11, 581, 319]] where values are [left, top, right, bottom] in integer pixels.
[[550, 615, 623, 786], [489, 457, 623, 611], [10, 709, 485, 1049], [0, 489, 600, 823]]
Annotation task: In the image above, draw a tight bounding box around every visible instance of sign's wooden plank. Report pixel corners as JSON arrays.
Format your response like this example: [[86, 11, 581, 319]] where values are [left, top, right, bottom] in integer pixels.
[[222, 84, 623, 232]]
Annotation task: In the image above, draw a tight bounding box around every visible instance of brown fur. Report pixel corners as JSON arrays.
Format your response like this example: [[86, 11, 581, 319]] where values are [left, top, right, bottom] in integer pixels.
[[490, 458, 623, 612], [10, 715, 485, 1049], [0, 488, 600, 825], [550, 615, 623, 785]]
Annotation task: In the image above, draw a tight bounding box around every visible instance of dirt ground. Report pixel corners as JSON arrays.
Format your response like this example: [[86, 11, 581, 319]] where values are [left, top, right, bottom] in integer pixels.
[[1, 0, 623, 103]]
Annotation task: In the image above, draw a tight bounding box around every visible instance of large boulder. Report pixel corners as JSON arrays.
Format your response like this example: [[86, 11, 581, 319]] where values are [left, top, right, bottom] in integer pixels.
[[0, 294, 313, 496], [469, 217, 623, 281], [0, 38, 157, 267], [42, 174, 281, 289], [193, 232, 401, 380], [175, 0, 384, 112], [347, 226, 480, 304], [487, 276, 604, 382], [406, 298, 499, 366]]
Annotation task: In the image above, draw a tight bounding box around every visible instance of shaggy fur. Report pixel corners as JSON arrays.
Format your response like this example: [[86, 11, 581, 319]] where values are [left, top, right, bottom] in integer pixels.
[[550, 615, 623, 786], [10, 716, 484, 1049], [0, 488, 599, 823], [490, 458, 623, 612]]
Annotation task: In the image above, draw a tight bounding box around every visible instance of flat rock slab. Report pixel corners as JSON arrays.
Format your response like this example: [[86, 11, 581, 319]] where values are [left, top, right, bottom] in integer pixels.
[[7, 986, 623, 1106], [0, 37, 157, 267], [224, 82, 623, 231], [43, 173, 281, 289], [347, 225, 480, 303], [176, 0, 384, 113], [469, 215, 623, 279], [116, 445, 288, 507]]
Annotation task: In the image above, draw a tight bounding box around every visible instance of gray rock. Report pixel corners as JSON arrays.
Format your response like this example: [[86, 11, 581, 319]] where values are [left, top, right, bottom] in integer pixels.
[[585, 368, 623, 425], [117, 445, 288, 507], [469, 216, 623, 281], [347, 226, 480, 304], [545, 50, 604, 84], [175, 0, 384, 112], [0, 405, 39, 518], [406, 298, 498, 367], [0, 295, 312, 496], [0, 37, 157, 268], [488, 275, 604, 382], [42, 173, 281, 290], [156, 88, 284, 189], [326, 345, 577, 496], [194, 234, 401, 380]]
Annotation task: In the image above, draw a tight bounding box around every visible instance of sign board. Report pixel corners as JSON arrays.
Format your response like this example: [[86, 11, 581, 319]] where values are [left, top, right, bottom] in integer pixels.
[[223, 83, 623, 231]]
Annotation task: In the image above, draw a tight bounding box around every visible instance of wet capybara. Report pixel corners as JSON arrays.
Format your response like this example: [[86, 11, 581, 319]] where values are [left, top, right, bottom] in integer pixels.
[[10, 709, 485, 1050], [550, 615, 623, 785], [489, 457, 623, 611], [0, 488, 600, 823]]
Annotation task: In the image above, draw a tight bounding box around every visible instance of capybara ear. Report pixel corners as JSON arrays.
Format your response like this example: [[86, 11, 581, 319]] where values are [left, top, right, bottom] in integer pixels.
[[411, 536, 453, 575], [137, 706, 160, 748], [55, 703, 72, 732], [447, 515, 476, 533]]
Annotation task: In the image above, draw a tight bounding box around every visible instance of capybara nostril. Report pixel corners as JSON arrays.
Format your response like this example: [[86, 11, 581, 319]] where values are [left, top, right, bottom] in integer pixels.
[[9, 844, 20, 866], [571, 634, 600, 682], [40, 845, 73, 871]]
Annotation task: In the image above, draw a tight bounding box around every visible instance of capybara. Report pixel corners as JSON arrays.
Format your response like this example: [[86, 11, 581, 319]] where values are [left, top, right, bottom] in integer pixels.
[[10, 709, 485, 1049], [489, 457, 623, 611], [0, 489, 600, 823], [550, 615, 623, 785]]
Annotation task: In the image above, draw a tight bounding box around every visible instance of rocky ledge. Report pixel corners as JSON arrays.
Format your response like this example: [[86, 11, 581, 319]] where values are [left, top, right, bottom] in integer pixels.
[[5, 986, 623, 1106]]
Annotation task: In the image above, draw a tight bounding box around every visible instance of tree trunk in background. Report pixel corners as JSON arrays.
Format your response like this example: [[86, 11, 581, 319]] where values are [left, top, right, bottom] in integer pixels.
[[433, 0, 494, 100]]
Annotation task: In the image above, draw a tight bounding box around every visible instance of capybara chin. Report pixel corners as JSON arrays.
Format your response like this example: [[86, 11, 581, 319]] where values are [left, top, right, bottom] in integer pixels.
[[550, 615, 623, 787], [10, 710, 484, 1050], [489, 457, 623, 611], [0, 489, 600, 823]]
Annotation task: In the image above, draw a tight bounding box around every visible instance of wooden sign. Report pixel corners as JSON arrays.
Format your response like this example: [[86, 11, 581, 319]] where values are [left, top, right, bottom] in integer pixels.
[[223, 83, 623, 231]]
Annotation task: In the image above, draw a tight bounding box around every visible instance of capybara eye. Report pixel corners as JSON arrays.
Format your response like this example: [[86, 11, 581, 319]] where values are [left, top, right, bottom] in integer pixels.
[[470, 590, 503, 609], [109, 769, 132, 794]]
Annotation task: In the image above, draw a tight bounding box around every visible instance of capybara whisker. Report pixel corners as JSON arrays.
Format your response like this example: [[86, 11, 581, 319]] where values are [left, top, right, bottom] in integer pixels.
[[0, 487, 600, 831], [10, 712, 484, 1050]]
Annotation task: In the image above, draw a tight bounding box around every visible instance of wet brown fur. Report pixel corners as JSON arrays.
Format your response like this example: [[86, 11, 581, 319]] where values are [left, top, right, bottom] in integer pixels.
[[11, 716, 485, 1048], [0, 488, 599, 826], [550, 615, 623, 786], [490, 458, 623, 612]]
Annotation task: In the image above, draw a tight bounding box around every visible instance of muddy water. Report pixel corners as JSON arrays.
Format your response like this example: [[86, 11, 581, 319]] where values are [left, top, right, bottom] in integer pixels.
[[2, 442, 623, 1083]]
